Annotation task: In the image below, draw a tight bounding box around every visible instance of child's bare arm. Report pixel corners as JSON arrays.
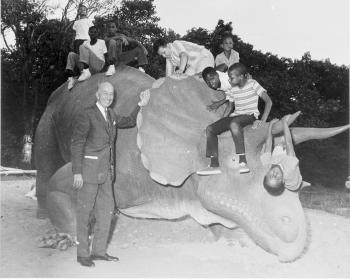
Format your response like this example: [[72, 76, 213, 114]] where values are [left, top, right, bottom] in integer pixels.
[[259, 91, 273, 122], [283, 116, 296, 156], [264, 119, 278, 153], [252, 91, 272, 129], [222, 101, 233, 117], [176, 52, 189, 74], [166, 59, 175, 76], [207, 98, 227, 111]]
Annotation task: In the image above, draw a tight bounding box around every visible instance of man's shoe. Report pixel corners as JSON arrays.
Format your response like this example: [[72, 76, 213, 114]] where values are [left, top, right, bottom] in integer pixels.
[[238, 162, 250, 174], [197, 167, 222, 176], [78, 68, 91, 82], [91, 253, 119, 262], [77, 256, 95, 267], [106, 65, 116, 76], [67, 77, 75, 90]]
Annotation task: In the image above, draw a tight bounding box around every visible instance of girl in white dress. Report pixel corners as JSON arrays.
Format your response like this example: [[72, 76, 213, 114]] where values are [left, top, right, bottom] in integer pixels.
[[153, 39, 214, 76]]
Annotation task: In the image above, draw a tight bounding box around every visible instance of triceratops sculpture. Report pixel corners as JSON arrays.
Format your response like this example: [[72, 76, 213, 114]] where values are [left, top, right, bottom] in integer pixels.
[[34, 66, 349, 262]]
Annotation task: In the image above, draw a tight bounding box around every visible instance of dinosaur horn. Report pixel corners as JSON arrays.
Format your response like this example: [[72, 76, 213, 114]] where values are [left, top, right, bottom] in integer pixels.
[[290, 124, 350, 145]]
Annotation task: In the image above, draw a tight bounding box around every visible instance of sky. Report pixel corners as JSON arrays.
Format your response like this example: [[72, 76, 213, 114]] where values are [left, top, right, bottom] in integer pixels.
[[153, 0, 349, 66], [1, 0, 349, 66]]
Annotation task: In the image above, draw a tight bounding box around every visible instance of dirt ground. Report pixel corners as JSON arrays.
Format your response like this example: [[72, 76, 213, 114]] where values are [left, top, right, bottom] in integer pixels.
[[1, 178, 350, 277]]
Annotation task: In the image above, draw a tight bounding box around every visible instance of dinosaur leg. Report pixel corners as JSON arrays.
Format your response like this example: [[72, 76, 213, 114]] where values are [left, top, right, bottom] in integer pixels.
[[47, 163, 76, 234], [34, 112, 65, 218]]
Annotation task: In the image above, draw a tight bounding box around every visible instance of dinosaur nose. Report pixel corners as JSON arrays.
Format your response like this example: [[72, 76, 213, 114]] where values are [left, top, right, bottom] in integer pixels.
[[281, 216, 291, 223], [274, 215, 298, 243]]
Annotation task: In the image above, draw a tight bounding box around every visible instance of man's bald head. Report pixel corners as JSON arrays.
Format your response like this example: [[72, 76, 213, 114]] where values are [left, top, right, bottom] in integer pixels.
[[96, 82, 114, 108]]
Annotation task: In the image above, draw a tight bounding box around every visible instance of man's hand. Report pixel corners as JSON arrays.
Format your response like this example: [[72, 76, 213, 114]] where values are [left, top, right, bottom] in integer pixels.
[[252, 119, 264, 129], [73, 174, 84, 190]]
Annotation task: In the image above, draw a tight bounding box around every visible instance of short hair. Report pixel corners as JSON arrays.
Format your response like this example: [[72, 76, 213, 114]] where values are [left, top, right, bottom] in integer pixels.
[[221, 33, 234, 44], [107, 21, 117, 27], [153, 38, 168, 54], [89, 26, 97, 32], [263, 173, 285, 196], [97, 81, 114, 92], [202, 67, 217, 80], [228, 62, 248, 76], [78, 4, 87, 9]]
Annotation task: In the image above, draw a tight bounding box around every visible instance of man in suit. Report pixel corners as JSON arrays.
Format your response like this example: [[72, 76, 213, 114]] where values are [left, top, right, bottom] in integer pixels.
[[71, 81, 139, 267]]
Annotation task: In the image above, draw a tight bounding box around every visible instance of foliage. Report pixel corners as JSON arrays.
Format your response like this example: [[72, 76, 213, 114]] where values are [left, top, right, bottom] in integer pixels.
[[1, 3, 349, 183]]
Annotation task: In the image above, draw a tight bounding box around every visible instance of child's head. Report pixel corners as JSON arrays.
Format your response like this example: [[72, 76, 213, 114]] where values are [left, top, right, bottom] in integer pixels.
[[202, 67, 221, 90], [107, 21, 117, 36], [153, 38, 169, 58], [227, 63, 248, 87], [221, 34, 234, 52], [88, 26, 98, 40], [78, 4, 87, 17], [263, 164, 285, 196]]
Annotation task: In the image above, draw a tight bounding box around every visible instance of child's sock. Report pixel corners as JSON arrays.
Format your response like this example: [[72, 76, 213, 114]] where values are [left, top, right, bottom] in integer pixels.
[[210, 156, 219, 168], [238, 154, 247, 164]]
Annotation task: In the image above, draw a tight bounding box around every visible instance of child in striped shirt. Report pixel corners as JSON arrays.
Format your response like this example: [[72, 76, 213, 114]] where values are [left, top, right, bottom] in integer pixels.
[[197, 63, 272, 175]]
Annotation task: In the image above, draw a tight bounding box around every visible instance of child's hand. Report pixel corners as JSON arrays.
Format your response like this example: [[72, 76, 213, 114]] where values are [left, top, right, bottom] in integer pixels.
[[207, 102, 220, 111], [174, 69, 184, 75], [121, 36, 129, 46]]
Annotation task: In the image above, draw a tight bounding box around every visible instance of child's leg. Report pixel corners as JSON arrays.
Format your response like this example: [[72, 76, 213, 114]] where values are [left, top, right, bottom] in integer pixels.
[[119, 46, 148, 67], [106, 39, 123, 65], [79, 46, 104, 74], [206, 117, 233, 167], [73, 39, 86, 54], [229, 114, 255, 163], [66, 52, 80, 74]]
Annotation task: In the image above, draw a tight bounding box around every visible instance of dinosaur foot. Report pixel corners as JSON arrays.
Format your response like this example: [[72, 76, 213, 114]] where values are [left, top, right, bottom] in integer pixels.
[[38, 233, 76, 251]]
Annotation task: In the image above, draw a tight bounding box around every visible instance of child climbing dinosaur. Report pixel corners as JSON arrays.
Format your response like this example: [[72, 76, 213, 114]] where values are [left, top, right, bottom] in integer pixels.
[[197, 62, 273, 175]]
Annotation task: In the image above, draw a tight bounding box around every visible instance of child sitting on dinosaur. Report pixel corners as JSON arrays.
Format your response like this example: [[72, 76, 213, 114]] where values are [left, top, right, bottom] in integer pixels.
[[197, 62, 273, 175], [260, 113, 303, 195]]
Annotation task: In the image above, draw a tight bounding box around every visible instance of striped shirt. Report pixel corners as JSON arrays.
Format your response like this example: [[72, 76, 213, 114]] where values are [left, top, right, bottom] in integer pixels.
[[226, 79, 266, 118]]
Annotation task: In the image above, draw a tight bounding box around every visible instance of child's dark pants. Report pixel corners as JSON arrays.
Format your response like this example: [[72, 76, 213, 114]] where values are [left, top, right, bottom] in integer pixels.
[[206, 114, 255, 166]]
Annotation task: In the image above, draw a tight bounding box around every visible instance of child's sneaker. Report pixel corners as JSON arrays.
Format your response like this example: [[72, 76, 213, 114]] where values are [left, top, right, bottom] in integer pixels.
[[138, 67, 145, 73], [238, 162, 250, 174], [78, 68, 91, 82], [106, 65, 115, 76], [67, 77, 75, 90], [197, 167, 222, 176]]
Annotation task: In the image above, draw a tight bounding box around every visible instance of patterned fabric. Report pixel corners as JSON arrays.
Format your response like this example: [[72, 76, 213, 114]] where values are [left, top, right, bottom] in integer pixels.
[[215, 50, 240, 68], [226, 79, 266, 118]]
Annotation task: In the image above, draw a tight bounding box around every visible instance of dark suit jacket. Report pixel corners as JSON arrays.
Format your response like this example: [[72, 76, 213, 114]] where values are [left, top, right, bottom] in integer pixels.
[[71, 103, 138, 184]]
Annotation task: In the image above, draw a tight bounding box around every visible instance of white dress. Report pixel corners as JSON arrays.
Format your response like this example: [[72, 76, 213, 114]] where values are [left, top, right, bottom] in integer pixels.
[[166, 40, 214, 76]]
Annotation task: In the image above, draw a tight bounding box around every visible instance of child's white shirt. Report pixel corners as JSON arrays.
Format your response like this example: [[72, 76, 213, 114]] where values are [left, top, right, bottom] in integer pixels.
[[73, 18, 94, 40]]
